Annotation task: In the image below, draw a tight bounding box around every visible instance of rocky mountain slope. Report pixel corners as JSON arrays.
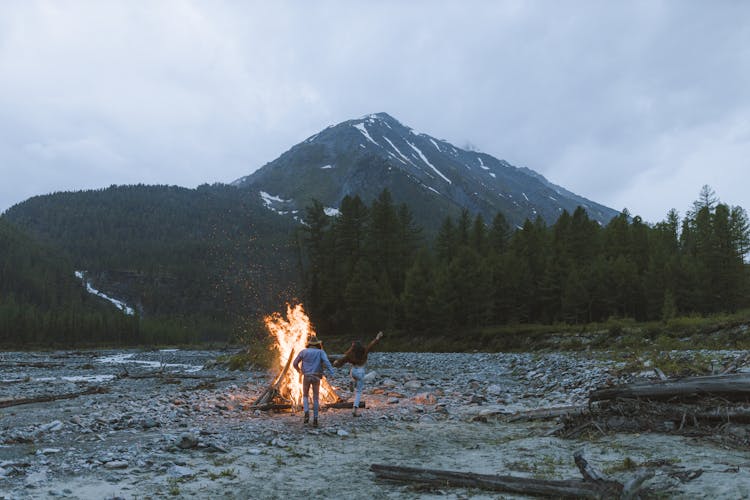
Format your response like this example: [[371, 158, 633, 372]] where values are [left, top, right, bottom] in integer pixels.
[[234, 112, 620, 231]]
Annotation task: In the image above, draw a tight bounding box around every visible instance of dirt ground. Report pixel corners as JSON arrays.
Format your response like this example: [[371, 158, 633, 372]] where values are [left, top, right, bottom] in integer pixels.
[[1, 350, 749, 499]]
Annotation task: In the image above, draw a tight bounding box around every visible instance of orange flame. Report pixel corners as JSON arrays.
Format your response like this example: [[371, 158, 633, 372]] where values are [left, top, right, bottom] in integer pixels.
[[263, 304, 338, 406]]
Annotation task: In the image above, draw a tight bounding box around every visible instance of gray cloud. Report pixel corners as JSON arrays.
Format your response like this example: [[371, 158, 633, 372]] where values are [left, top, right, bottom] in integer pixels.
[[1, 0, 748, 222]]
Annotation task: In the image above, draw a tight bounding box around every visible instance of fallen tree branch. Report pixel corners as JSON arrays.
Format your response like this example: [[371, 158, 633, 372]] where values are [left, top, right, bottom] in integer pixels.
[[508, 405, 588, 422], [0, 361, 64, 368], [370, 463, 624, 499], [0, 386, 109, 408], [720, 352, 750, 375], [590, 373, 750, 402], [118, 370, 234, 381]]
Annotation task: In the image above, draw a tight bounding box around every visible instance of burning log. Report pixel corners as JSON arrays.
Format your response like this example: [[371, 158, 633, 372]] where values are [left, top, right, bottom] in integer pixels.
[[252, 349, 296, 408], [371, 451, 652, 499]]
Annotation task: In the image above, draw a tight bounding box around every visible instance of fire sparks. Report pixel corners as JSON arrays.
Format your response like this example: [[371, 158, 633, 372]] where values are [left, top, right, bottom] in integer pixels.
[[263, 304, 338, 406]]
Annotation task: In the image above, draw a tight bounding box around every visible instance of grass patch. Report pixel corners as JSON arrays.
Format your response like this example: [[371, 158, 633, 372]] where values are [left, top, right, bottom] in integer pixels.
[[375, 309, 750, 353], [208, 468, 237, 480]]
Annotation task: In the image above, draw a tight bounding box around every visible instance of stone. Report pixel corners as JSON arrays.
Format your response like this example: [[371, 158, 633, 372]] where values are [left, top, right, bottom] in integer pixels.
[[404, 380, 422, 390], [336, 429, 349, 437], [486, 384, 503, 396], [364, 371, 378, 382], [168, 465, 195, 478], [37, 448, 62, 455], [142, 418, 159, 429], [104, 460, 128, 469], [39, 420, 64, 433], [381, 378, 398, 388], [412, 392, 437, 405], [271, 437, 288, 448], [177, 433, 198, 449]]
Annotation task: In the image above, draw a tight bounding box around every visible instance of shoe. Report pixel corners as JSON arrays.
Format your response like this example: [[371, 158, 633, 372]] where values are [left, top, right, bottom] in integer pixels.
[[353, 409, 361, 417], [313, 418, 318, 427], [303, 412, 309, 424]]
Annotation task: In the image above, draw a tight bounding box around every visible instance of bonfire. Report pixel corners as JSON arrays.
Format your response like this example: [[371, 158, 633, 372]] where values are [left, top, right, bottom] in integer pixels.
[[253, 304, 340, 409]]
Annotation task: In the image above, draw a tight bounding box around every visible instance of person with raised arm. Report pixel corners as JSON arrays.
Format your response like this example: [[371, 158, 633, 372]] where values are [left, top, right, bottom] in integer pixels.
[[333, 331, 384, 416]]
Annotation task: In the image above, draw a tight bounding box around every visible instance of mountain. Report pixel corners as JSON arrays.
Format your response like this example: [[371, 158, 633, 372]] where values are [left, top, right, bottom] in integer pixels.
[[0, 217, 138, 346], [233, 112, 620, 231], [3, 184, 301, 338]]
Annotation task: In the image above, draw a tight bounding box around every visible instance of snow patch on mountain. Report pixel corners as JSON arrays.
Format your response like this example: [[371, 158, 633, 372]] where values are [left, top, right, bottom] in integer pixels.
[[353, 123, 379, 147], [406, 141, 452, 184], [75, 271, 134, 315], [383, 136, 413, 166], [260, 191, 288, 206]]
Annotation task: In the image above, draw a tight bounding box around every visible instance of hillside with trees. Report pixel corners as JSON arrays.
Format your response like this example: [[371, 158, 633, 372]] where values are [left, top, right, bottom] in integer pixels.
[[0, 217, 139, 346], [3, 183, 748, 348], [299, 186, 750, 338], [3, 184, 301, 344]]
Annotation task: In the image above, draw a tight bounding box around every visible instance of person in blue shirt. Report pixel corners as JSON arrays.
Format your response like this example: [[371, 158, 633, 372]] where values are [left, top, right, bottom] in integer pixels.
[[293, 335, 335, 427]]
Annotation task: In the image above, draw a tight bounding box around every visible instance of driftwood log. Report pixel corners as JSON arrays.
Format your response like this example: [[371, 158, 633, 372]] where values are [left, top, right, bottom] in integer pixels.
[[371, 452, 652, 499], [507, 405, 588, 422], [0, 361, 64, 368], [590, 373, 750, 403], [117, 370, 236, 382], [0, 386, 109, 408], [553, 373, 750, 445], [720, 352, 750, 374]]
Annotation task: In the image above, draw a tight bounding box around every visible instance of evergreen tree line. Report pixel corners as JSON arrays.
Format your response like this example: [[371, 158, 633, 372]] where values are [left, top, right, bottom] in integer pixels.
[[300, 186, 750, 336], [3, 184, 301, 344]]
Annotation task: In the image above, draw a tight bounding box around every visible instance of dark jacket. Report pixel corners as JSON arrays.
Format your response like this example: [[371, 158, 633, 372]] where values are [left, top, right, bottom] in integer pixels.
[[333, 333, 382, 368]]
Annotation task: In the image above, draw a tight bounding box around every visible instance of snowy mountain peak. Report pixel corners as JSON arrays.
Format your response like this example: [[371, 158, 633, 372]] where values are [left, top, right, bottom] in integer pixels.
[[233, 112, 620, 231]]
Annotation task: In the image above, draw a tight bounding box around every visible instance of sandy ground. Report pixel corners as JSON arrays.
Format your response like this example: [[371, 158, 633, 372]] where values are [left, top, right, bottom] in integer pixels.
[[1, 350, 749, 499]]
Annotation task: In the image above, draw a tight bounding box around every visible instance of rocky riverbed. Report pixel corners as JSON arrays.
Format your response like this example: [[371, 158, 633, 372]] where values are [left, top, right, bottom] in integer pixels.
[[1, 349, 749, 498]]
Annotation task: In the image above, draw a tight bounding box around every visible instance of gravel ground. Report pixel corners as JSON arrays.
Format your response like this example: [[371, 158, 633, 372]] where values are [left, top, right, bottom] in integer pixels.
[[1, 349, 749, 499]]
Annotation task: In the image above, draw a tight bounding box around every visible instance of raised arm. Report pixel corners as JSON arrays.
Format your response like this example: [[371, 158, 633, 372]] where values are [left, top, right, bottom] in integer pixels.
[[366, 331, 384, 353]]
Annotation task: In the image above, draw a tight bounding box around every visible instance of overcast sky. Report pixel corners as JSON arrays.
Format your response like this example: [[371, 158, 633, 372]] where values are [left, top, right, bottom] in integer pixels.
[[1, 1, 748, 223]]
